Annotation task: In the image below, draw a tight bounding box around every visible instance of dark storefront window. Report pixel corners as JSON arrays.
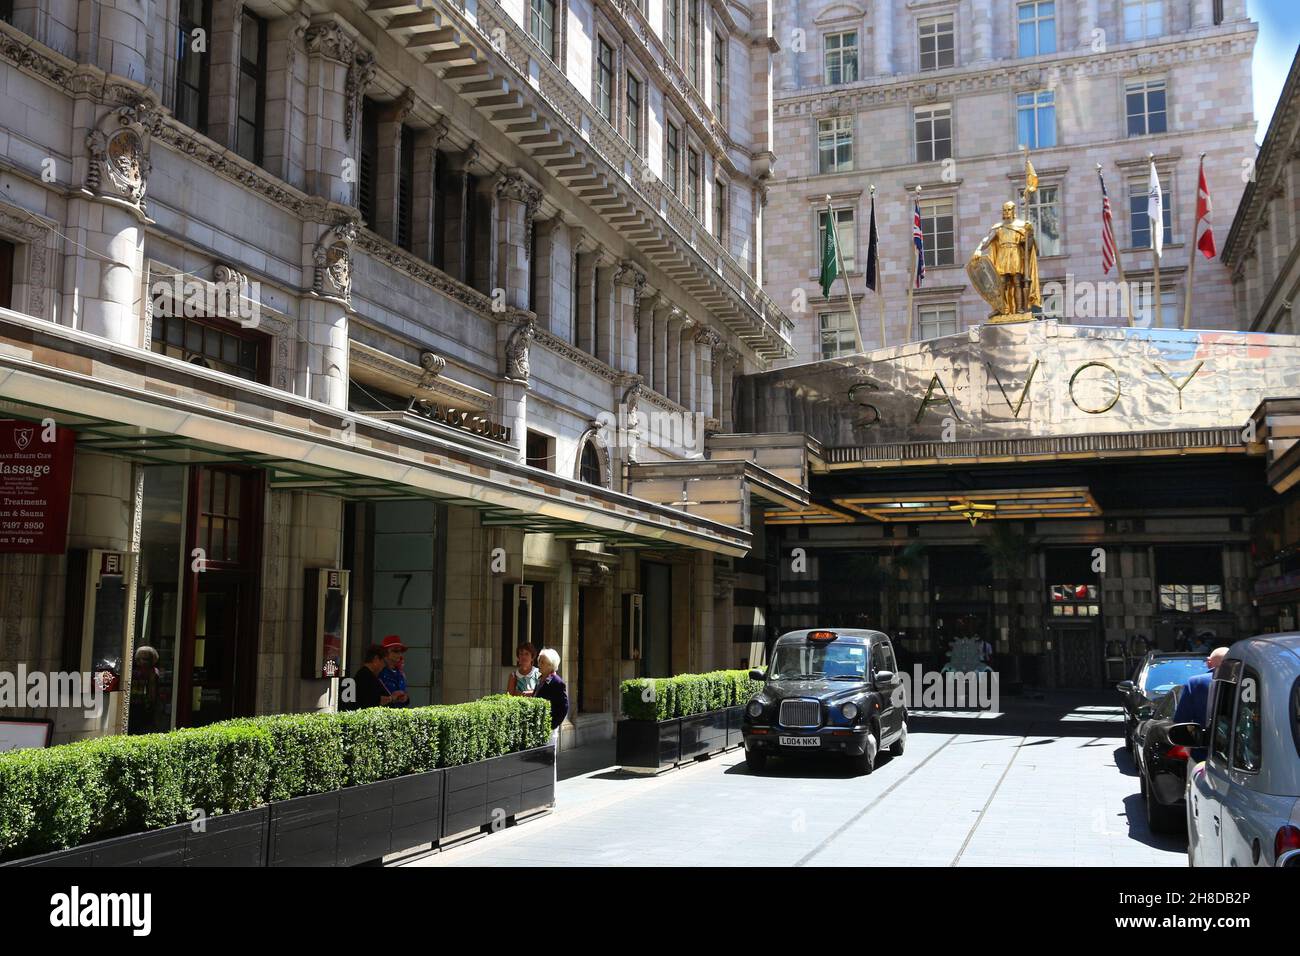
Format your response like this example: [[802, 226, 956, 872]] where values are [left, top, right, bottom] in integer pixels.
[[151, 313, 266, 382], [931, 547, 991, 646]]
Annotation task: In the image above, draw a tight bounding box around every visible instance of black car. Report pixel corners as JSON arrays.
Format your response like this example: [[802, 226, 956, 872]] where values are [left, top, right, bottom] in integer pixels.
[[742, 628, 907, 775], [1116, 651, 1205, 755], [1132, 684, 1193, 834]]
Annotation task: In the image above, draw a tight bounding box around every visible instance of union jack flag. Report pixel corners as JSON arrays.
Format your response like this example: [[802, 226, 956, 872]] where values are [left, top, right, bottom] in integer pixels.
[[912, 200, 925, 289], [1098, 169, 1117, 275]]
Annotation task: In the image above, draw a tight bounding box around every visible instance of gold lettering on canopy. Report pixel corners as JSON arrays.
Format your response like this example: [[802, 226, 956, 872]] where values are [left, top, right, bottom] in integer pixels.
[[847, 382, 881, 428], [1069, 361, 1121, 414], [1151, 360, 1204, 410], [987, 359, 1041, 419], [915, 374, 961, 423]]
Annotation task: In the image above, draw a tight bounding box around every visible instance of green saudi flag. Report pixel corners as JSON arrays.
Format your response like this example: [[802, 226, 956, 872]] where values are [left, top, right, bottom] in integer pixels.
[[819, 213, 839, 298]]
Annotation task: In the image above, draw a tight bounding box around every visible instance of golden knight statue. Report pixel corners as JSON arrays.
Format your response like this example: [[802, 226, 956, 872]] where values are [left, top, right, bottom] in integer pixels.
[[967, 200, 1041, 323]]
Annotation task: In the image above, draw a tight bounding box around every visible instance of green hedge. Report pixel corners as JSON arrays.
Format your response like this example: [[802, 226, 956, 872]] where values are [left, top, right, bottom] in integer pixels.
[[620, 669, 763, 721], [0, 695, 550, 862]]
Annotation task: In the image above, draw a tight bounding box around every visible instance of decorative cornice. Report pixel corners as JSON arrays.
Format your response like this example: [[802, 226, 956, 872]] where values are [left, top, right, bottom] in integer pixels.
[[532, 326, 621, 383]]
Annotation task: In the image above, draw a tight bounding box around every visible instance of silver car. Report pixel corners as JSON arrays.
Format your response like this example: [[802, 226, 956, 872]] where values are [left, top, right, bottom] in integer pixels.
[[1173, 633, 1300, 867]]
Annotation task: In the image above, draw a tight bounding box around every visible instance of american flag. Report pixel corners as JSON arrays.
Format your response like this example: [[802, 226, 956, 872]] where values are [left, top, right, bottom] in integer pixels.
[[1098, 169, 1116, 275], [912, 200, 925, 288]]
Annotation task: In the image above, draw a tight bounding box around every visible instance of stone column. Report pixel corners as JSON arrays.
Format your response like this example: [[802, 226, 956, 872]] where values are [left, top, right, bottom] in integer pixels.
[[374, 90, 416, 242], [695, 328, 717, 418], [88, 0, 151, 83], [440, 150, 474, 283], [666, 313, 683, 404], [652, 300, 671, 395], [1192, 0, 1215, 28], [679, 318, 697, 410], [301, 218, 357, 410], [594, 257, 619, 366], [972, 0, 993, 62], [303, 19, 373, 206], [873, 0, 894, 75], [612, 262, 646, 374], [205, 0, 246, 151], [1077, 0, 1099, 47], [533, 217, 570, 334], [264, 15, 308, 187], [410, 119, 448, 263], [499, 318, 533, 462], [719, 348, 739, 429], [575, 247, 599, 354], [494, 171, 541, 311]]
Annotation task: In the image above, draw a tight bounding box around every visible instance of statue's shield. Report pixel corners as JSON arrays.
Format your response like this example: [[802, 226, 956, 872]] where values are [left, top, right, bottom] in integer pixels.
[[966, 253, 1001, 311]]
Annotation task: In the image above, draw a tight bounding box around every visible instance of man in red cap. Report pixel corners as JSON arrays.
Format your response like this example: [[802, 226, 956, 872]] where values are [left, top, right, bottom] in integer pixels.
[[378, 635, 411, 707]]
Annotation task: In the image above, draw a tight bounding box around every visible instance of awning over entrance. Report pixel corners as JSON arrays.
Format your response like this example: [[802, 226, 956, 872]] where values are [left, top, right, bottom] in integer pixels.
[[0, 310, 751, 556]]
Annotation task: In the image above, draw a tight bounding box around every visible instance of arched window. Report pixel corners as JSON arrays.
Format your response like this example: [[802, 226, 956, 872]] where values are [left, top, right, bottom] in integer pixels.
[[579, 440, 602, 486]]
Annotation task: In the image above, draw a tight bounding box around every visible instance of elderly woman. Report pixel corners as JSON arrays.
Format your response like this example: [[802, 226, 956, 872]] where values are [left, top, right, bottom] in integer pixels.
[[533, 648, 569, 759]]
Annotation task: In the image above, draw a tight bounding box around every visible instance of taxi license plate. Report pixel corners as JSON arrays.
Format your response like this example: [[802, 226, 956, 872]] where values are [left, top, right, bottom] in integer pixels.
[[779, 736, 821, 748]]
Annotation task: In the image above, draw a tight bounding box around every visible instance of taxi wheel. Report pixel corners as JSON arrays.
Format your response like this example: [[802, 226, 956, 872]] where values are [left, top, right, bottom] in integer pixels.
[[745, 749, 767, 773], [854, 730, 879, 775], [890, 721, 908, 757]]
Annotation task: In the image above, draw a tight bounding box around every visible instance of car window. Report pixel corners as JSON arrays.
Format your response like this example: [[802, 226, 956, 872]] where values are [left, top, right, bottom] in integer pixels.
[[882, 642, 898, 673], [1155, 687, 1179, 719], [1209, 660, 1242, 767], [870, 644, 886, 675], [769, 643, 867, 680], [1143, 658, 1207, 696], [1230, 669, 1262, 774]]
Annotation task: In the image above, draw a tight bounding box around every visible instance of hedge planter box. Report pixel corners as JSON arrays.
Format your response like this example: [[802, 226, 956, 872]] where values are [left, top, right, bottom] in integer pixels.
[[618, 706, 745, 772], [443, 746, 555, 840], [3, 807, 270, 868]]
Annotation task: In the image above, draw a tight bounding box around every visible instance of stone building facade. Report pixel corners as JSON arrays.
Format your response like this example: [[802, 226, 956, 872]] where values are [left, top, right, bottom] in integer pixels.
[[763, 0, 1258, 361], [0, 0, 798, 745]]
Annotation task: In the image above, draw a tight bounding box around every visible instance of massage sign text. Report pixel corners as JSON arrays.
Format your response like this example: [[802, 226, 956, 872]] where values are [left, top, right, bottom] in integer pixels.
[[0, 420, 76, 553]]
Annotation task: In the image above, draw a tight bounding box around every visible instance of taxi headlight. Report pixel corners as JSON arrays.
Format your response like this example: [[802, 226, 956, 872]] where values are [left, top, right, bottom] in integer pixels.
[[746, 700, 765, 719], [841, 702, 860, 721]]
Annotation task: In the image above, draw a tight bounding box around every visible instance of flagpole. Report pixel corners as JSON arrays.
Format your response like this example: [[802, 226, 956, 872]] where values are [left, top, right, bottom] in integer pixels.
[[1099, 163, 1137, 328], [1182, 152, 1205, 330], [1149, 152, 1161, 329], [826, 194, 865, 353], [872, 184, 886, 348], [906, 185, 920, 341]]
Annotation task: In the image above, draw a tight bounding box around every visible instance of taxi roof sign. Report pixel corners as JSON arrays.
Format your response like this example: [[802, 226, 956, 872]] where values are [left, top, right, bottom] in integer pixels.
[[807, 630, 837, 642]]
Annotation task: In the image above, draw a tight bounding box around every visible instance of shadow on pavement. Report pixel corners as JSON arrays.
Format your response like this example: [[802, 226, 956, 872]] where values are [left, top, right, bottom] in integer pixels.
[[1121, 791, 1189, 853]]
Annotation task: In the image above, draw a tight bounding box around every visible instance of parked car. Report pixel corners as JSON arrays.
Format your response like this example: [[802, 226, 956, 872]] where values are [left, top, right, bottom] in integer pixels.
[[1132, 684, 1192, 834], [1117, 652, 1206, 756], [742, 628, 906, 775], [1168, 633, 1300, 867]]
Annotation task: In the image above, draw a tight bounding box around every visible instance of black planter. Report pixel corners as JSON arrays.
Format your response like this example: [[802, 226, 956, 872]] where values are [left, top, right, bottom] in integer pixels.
[[5, 807, 269, 868], [725, 705, 746, 749], [443, 746, 555, 839], [268, 790, 340, 867], [615, 715, 681, 771], [390, 768, 444, 856], [680, 709, 728, 760], [337, 779, 396, 867]]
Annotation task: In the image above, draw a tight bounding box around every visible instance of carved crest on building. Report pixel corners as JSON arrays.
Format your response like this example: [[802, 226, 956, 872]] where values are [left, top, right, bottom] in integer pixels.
[[85, 99, 160, 210], [504, 317, 535, 384], [312, 219, 359, 304]]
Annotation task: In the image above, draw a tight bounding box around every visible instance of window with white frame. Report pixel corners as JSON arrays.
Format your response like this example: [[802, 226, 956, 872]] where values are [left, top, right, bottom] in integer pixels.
[[820, 312, 858, 359], [713, 28, 727, 120], [1123, 0, 1165, 41], [1126, 79, 1167, 136], [1017, 90, 1056, 149], [918, 17, 955, 71], [176, 0, 212, 132], [687, 147, 701, 219], [236, 11, 267, 166], [1128, 176, 1173, 249], [818, 117, 854, 175], [1134, 283, 1177, 328], [918, 305, 959, 339], [914, 105, 952, 163], [1017, 1, 1056, 57], [714, 180, 727, 243], [626, 72, 642, 152], [596, 38, 615, 123], [529, 0, 557, 60], [666, 0, 679, 60], [817, 208, 856, 272], [824, 32, 859, 85], [665, 122, 681, 195], [687, 0, 701, 87], [1028, 185, 1062, 256], [919, 199, 955, 267]]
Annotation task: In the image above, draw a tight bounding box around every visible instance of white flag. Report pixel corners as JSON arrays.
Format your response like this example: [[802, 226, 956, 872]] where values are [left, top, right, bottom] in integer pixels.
[[1147, 160, 1163, 259]]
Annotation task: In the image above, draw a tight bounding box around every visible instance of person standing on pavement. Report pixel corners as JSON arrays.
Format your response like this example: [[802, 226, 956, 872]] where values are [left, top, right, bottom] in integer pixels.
[[342, 645, 394, 711], [1172, 645, 1230, 730], [507, 642, 539, 696], [378, 634, 411, 707], [534, 647, 568, 761]]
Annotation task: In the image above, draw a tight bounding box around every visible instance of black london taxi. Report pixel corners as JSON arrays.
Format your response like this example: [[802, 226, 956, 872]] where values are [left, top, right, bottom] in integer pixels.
[[742, 628, 907, 775]]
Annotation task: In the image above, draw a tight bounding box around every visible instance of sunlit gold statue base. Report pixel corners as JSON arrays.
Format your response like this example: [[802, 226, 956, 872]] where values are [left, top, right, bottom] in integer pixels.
[[984, 311, 1037, 326]]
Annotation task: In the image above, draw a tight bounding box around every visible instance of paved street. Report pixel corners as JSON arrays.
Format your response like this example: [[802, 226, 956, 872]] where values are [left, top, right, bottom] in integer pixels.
[[407, 694, 1189, 867]]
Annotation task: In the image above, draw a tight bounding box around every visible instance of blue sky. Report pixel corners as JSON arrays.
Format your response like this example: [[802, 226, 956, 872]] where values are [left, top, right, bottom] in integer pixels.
[[1251, 0, 1300, 142]]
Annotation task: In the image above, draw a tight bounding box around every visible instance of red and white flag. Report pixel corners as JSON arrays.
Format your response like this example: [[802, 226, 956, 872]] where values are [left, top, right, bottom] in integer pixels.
[[1098, 169, 1116, 275], [1195, 160, 1216, 260]]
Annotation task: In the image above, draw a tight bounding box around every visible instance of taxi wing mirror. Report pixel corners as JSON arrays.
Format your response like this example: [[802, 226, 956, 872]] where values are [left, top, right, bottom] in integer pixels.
[[873, 670, 895, 686], [1116, 680, 1135, 695], [748, 668, 766, 681], [1167, 722, 1202, 748]]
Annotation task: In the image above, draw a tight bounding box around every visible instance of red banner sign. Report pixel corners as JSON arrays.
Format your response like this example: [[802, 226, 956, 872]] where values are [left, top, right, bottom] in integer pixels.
[[0, 420, 76, 553]]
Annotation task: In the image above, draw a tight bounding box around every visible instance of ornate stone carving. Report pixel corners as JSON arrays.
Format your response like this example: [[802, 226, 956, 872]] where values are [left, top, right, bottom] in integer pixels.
[[416, 350, 446, 389], [0, 206, 52, 319], [504, 317, 535, 383], [345, 51, 376, 141], [495, 171, 544, 247], [86, 98, 161, 209], [312, 219, 359, 304], [302, 21, 354, 64], [694, 326, 723, 348], [214, 263, 249, 288]]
